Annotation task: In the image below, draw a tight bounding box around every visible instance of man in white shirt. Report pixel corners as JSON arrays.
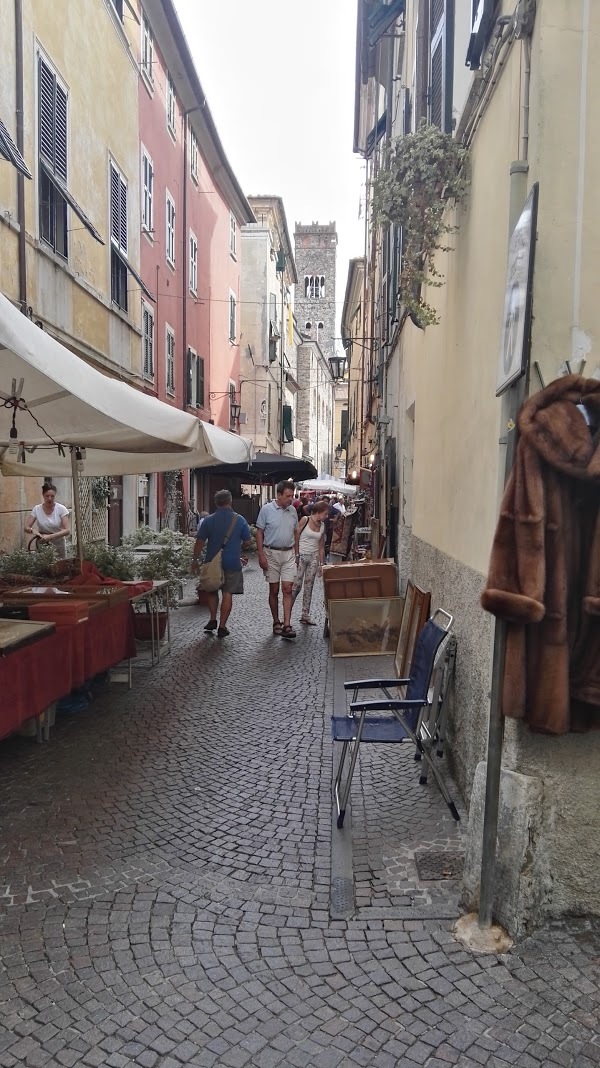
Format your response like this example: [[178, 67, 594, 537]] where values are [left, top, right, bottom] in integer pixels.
[[255, 481, 299, 640]]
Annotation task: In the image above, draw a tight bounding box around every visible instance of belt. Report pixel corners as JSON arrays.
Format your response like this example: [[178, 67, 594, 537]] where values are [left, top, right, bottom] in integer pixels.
[[265, 545, 294, 551]]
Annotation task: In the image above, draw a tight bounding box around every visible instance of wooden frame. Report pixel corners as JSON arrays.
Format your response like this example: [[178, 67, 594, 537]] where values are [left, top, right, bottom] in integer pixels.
[[394, 581, 431, 678], [329, 596, 404, 657], [370, 518, 380, 559]]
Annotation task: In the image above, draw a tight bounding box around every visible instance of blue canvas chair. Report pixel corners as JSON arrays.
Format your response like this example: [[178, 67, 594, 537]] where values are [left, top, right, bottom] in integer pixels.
[[332, 609, 459, 828]]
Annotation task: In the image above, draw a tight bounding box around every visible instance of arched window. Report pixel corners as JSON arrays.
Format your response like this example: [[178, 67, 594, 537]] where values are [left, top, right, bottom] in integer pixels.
[[305, 321, 312, 330], [319, 275, 325, 298], [317, 321, 324, 330], [304, 275, 312, 298]]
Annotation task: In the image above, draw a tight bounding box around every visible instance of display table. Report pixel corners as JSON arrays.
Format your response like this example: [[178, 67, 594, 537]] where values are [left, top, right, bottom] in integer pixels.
[[0, 601, 137, 744], [124, 580, 171, 665]]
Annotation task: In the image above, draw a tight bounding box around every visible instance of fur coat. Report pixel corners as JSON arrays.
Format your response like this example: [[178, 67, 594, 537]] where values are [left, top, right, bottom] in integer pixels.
[[481, 375, 600, 733]]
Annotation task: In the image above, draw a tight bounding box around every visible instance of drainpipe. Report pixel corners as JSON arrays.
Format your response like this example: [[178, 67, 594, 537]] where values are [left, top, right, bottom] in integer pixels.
[[182, 105, 204, 408], [15, 0, 27, 312]]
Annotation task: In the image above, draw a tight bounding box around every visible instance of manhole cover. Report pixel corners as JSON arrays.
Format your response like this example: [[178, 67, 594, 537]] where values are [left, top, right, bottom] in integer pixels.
[[414, 851, 464, 881]]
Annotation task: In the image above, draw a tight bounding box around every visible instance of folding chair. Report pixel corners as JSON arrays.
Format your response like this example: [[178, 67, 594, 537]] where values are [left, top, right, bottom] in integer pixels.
[[332, 609, 459, 828]]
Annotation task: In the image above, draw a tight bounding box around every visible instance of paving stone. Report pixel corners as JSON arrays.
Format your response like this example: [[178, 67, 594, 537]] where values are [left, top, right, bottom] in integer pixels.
[[0, 577, 598, 1068]]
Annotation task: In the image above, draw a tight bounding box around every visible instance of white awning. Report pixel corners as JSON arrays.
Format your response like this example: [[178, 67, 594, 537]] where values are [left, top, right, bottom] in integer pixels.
[[0, 291, 201, 453], [0, 424, 252, 477], [297, 477, 359, 496]]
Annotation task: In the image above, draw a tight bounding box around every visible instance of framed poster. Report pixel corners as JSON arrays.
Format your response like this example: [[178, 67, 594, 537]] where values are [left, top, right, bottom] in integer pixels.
[[496, 183, 539, 397], [329, 596, 404, 657]]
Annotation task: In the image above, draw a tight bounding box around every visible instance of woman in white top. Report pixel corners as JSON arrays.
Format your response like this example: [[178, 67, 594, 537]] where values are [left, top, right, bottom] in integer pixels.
[[291, 500, 328, 625], [25, 483, 70, 559]]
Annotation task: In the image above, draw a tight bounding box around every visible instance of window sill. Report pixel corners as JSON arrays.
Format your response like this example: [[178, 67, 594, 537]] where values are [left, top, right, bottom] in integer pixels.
[[142, 227, 154, 245], [166, 389, 175, 399], [190, 171, 199, 186], [230, 250, 237, 262], [190, 288, 197, 298], [167, 123, 177, 143], [166, 258, 176, 272], [142, 372, 155, 384]]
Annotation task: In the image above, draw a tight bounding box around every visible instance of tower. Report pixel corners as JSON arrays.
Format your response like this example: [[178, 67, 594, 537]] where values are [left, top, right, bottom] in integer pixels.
[[294, 222, 337, 362]]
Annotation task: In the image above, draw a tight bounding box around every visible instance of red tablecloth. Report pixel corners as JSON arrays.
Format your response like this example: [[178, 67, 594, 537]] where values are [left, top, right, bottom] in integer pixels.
[[0, 603, 137, 742]]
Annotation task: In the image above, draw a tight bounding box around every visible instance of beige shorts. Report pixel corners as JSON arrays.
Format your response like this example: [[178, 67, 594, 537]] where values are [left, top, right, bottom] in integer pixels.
[[264, 547, 297, 585]]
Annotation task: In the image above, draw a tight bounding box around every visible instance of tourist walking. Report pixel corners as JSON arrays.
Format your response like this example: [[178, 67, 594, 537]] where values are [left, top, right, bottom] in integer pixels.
[[255, 480, 299, 640], [292, 500, 328, 625], [191, 490, 252, 639]]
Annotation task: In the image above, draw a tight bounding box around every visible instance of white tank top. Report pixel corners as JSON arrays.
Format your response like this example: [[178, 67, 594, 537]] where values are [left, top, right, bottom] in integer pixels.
[[298, 519, 323, 556]]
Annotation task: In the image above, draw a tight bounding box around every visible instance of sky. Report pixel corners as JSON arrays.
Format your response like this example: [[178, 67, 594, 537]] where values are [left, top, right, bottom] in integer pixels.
[[173, 0, 365, 350]]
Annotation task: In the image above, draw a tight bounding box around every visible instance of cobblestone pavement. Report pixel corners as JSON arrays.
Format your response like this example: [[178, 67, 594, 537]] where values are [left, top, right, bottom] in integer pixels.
[[0, 567, 599, 1068]]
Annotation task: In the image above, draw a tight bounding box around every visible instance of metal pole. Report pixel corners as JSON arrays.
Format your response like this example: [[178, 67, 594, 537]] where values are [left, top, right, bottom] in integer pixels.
[[15, 0, 27, 312], [70, 448, 84, 566], [478, 160, 529, 928]]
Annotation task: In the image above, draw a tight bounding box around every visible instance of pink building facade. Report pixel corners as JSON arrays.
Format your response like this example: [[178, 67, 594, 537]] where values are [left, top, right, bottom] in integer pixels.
[[137, 0, 253, 519]]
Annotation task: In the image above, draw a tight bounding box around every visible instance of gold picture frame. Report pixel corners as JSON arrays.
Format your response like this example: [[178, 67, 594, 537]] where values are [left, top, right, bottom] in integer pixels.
[[394, 581, 431, 678], [329, 596, 404, 657]]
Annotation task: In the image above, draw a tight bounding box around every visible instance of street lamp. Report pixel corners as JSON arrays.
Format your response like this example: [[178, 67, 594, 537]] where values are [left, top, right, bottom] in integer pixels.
[[328, 354, 347, 381], [334, 444, 343, 462], [230, 401, 241, 422]]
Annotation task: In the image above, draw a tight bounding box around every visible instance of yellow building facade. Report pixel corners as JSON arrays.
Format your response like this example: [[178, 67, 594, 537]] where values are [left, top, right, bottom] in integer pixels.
[[353, 0, 600, 934], [0, 0, 143, 547]]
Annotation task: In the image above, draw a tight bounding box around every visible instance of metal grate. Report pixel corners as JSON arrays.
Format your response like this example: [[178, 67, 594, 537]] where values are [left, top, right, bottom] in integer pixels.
[[414, 851, 464, 881], [331, 876, 354, 918]]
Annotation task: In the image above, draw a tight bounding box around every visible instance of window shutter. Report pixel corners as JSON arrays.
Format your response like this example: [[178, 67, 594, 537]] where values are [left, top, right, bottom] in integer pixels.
[[340, 409, 349, 447], [119, 174, 127, 253], [186, 349, 192, 406], [39, 58, 67, 180], [39, 60, 55, 166], [197, 357, 204, 408], [55, 83, 67, 181], [110, 165, 120, 246], [429, 0, 454, 133]]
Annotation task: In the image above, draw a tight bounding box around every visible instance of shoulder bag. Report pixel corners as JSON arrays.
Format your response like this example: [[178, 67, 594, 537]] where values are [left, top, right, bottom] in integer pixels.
[[196, 514, 238, 593]]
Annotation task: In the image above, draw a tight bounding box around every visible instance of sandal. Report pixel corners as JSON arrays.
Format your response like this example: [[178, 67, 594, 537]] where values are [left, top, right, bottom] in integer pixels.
[[273, 621, 283, 635], [281, 625, 296, 641], [300, 618, 317, 626]]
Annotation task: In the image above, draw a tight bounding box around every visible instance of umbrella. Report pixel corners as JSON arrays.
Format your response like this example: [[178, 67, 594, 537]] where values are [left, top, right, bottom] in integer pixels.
[[0, 292, 251, 558], [297, 477, 359, 496], [201, 452, 317, 483], [0, 290, 201, 453]]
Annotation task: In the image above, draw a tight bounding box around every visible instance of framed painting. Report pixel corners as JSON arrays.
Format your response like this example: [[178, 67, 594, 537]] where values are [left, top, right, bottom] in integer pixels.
[[496, 183, 539, 396], [394, 582, 431, 678], [329, 596, 404, 657]]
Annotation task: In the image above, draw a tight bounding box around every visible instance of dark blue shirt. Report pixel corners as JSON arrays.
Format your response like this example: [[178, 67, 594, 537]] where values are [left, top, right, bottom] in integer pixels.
[[197, 509, 251, 572]]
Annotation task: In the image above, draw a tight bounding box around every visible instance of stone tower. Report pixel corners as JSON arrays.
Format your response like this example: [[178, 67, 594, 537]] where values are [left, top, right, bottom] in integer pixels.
[[294, 222, 337, 363]]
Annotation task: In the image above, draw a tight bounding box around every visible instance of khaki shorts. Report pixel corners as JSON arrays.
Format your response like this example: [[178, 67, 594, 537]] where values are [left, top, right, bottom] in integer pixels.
[[264, 547, 297, 584]]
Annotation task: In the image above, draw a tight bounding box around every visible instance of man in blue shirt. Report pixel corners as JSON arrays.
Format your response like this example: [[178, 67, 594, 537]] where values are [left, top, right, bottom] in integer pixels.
[[191, 490, 252, 638]]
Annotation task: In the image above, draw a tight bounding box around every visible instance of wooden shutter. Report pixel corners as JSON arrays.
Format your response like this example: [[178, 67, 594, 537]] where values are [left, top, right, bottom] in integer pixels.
[[110, 163, 127, 253], [429, 0, 454, 133], [143, 308, 153, 377], [197, 357, 204, 408], [39, 58, 67, 181], [186, 349, 193, 406]]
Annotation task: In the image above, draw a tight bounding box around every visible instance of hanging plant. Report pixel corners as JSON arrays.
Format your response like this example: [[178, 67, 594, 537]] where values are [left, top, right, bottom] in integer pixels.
[[91, 475, 112, 512], [372, 120, 470, 328]]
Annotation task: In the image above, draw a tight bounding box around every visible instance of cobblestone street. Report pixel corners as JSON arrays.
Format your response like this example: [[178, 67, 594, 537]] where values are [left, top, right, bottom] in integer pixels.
[[1, 567, 599, 1068]]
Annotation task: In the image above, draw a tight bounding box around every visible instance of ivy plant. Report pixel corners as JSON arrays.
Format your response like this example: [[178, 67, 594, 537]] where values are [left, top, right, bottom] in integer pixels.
[[372, 120, 470, 328]]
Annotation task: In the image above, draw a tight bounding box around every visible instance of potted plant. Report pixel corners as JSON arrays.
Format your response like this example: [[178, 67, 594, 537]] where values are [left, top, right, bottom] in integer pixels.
[[128, 532, 194, 639]]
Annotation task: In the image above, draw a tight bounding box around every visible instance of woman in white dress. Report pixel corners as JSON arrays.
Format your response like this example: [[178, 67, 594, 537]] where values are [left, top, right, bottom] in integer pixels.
[[292, 500, 328, 625], [25, 483, 70, 559]]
